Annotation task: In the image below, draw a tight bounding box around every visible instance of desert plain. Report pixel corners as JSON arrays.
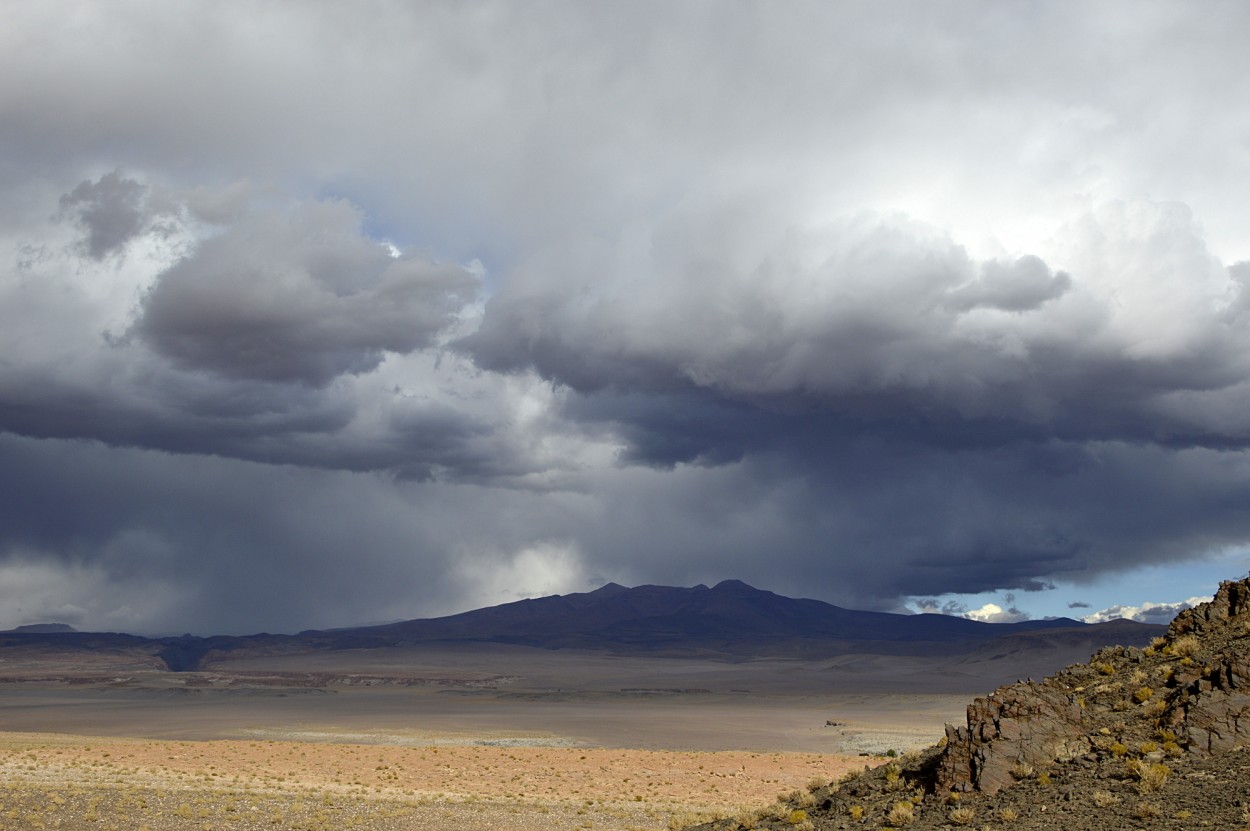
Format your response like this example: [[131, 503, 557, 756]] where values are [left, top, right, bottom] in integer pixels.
[[0, 638, 1104, 830]]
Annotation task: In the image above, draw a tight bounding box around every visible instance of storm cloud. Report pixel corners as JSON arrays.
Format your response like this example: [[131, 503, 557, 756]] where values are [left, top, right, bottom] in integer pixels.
[[57, 171, 155, 259], [1, 1, 1250, 632], [134, 198, 479, 386]]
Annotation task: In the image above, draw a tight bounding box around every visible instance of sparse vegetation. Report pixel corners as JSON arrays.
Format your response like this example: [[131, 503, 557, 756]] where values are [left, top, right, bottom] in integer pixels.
[[885, 800, 914, 826], [1130, 761, 1171, 793], [1170, 635, 1201, 657], [948, 806, 975, 825], [882, 763, 905, 792], [1009, 762, 1034, 780], [0, 731, 856, 831]]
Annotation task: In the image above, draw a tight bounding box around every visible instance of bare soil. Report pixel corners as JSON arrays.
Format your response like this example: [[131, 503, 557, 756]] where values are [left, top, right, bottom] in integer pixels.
[[1, 627, 1123, 831], [0, 731, 868, 830], [0, 645, 988, 830]]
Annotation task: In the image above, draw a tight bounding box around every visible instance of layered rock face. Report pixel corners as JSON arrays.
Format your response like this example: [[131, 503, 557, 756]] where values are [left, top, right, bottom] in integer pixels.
[[937, 575, 1250, 794], [693, 573, 1250, 831], [937, 680, 1087, 794], [1162, 578, 1250, 756]]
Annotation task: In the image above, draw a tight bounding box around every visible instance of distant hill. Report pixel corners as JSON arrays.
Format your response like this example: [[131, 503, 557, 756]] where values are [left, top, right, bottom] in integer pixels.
[[300, 579, 1161, 660], [0, 580, 1165, 672], [4, 622, 77, 634]]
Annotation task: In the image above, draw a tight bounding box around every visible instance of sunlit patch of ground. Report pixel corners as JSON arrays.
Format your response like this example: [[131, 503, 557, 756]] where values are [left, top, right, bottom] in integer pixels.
[[0, 732, 873, 830]]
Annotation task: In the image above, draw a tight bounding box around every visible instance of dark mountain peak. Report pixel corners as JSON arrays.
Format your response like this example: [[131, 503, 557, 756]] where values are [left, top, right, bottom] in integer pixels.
[[332, 578, 1140, 659], [7, 622, 77, 634], [710, 578, 755, 592]]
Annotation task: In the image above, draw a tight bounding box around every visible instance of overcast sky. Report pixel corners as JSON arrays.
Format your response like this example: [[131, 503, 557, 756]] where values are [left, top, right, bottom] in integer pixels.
[[3, 1, 1250, 635]]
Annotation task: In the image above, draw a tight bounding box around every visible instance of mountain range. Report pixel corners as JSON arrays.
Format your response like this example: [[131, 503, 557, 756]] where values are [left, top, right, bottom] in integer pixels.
[[0, 579, 1163, 672]]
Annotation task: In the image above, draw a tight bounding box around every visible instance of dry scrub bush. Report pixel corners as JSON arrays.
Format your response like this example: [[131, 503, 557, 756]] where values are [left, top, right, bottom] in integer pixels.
[[847, 804, 865, 821], [1091, 789, 1119, 808], [1170, 635, 1201, 657], [885, 801, 914, 826], [762, 802, 789, 821], [949, 806, 975, 825], [1008, 762, 1034, 780], [838, 767, 866, 784], [732, 810, 758, 830], [1133, 686, 1154, 703], [1134, 801, 1160, 819], [998, 806, 1020, 823], [1126, 760, 1171, 793], [1137, 763, 1171, 794]]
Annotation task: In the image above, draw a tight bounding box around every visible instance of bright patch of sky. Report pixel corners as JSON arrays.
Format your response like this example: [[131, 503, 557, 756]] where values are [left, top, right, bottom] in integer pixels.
[[909, 548, 1250, 625]]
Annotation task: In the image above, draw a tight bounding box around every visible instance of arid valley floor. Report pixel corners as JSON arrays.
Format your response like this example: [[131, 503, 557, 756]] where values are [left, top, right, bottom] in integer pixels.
[[0, 639, 1083, 831]]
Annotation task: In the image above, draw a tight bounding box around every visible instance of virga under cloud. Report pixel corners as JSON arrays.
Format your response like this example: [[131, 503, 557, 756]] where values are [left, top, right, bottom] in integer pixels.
[[1, 1, 1249, 633]]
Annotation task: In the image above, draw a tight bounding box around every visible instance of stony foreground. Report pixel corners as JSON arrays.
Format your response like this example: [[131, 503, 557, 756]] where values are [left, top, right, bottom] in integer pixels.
[[692, 576, 1250, 831]]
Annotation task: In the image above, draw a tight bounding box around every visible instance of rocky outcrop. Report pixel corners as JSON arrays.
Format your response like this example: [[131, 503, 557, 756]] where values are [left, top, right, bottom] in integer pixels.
[[692, 573, 1250, 831], [938, 681, 1087, 794], [1168, 576, 1250, 638], [935, 575, 1250, 794]]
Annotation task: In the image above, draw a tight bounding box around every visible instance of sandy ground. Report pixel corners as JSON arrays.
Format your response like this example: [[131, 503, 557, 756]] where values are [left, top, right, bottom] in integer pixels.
[[0, 644, 1011, 829], [0, 730, 868, 830]]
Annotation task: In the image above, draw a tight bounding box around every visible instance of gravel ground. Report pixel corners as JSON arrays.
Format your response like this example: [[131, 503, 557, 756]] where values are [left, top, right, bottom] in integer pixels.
[[0, 732, 870, 831]]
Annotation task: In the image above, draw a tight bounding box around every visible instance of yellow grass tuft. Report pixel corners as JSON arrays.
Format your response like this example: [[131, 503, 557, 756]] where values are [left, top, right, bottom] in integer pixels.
[[885, 800, 914, 826]]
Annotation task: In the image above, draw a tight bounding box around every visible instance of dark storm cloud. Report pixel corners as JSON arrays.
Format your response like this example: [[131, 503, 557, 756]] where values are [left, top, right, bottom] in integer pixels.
[[57, 171, 153, 259], [0, 365, 509, 482], [3, 2, 1250, 632], [1068, 601, 1091, 609], [134, 198, 478, 387], [0, 433, 575, 634], [944, 256, 1072, 313], [465, 208, 1250, 457], [459, 205, 1250, 603], [0, 181, 541, 484]]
